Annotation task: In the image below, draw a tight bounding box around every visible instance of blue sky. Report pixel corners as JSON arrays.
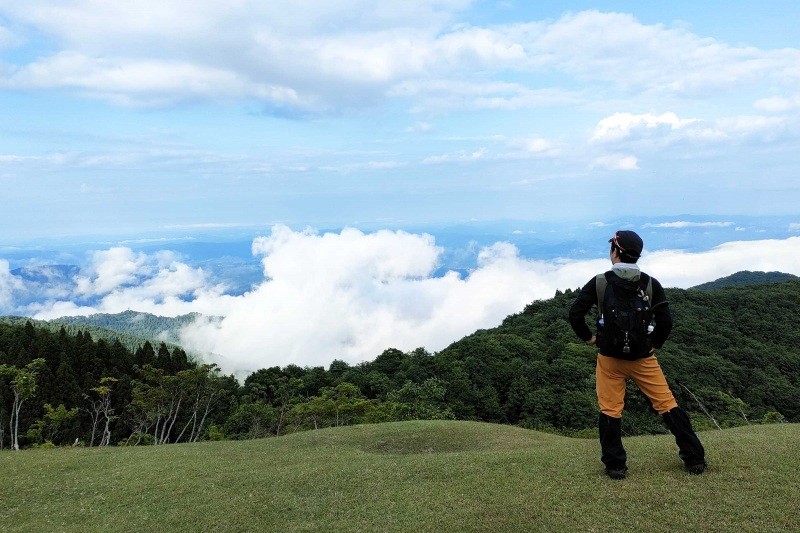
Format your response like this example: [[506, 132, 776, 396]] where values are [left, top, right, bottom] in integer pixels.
[[2, 1, 799, 242]]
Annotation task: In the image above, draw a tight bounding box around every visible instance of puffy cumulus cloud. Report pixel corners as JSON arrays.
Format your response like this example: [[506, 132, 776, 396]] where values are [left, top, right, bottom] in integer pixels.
[[591, 112, 700, 143], [590, 111, 790, 157], [178, 228, 800, 375], [31, 247, 227, 319], [74, 247, 149, 296], [177, 227, 606, 374]]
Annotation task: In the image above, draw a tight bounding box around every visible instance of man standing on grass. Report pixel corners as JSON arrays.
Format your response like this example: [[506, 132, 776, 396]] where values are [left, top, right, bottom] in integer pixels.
[[568, 230, 706, 479]]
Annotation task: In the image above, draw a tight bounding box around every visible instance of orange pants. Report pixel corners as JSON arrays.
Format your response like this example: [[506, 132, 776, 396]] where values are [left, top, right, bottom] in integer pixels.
[[596, 354, 678, 418]]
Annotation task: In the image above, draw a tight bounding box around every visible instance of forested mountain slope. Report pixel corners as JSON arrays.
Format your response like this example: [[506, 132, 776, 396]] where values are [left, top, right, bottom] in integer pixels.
[[1, 280, 798, 449]]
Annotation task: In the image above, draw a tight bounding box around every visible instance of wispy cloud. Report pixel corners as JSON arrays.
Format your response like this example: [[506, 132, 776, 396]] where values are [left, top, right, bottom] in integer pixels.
[[591, 154, 639, 170], [423, 148, 489, 164], [643, 221, 735, 229]]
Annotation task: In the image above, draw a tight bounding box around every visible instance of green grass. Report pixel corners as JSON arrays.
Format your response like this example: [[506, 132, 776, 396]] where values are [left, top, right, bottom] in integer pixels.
[[1, 421, 798, 532]]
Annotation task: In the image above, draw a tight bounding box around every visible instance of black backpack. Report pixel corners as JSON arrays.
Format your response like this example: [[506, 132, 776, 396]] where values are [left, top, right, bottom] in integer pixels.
[[595, 272, 653, 359]]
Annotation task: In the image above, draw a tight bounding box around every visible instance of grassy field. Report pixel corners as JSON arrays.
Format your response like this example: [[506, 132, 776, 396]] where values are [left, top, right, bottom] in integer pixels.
[[1, 421, 798, 532]]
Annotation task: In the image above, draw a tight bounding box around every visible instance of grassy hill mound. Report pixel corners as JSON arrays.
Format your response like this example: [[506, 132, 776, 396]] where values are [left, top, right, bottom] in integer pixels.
[[2, 420, 797, 532]]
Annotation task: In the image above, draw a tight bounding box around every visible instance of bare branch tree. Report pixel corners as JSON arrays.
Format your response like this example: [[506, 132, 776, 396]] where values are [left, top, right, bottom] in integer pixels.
[[679, 382, 721, 430]]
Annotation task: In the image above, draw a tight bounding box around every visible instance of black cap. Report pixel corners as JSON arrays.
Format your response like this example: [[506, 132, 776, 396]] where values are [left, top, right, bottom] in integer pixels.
[[609, 230, 643, 258]]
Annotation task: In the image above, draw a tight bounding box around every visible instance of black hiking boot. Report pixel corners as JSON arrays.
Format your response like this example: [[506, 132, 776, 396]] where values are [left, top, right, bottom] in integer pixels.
[[599, 413, 627, 478], [686, 461, 707, 475], [662, 407, 706, 471], [605, 467, 628, 480]]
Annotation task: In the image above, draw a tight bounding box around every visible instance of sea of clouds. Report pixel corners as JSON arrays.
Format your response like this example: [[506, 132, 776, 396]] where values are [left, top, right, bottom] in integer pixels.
[[2, 225, 800, 375]]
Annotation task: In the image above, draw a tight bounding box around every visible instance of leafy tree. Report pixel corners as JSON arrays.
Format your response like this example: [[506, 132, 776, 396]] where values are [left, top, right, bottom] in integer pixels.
[[224, 402, 277, 439], [0, 358, 45, 450], [382, 378, 454, 421], [292, 382, 374, 429], [27, 403, 79, 446]]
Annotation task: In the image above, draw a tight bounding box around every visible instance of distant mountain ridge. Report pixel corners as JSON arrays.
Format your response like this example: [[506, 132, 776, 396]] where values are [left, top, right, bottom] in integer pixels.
[[10, 264, 81, 283], [0, 310, 214, 353], [691, 270, 799, 291], [50, 310, 215, 345]]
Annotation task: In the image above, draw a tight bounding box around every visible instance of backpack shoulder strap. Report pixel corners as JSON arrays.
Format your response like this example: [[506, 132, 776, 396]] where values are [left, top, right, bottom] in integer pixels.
[[640, 273, 653, 304], [597, 271, 652, 310], [595, 273, 608, 313]]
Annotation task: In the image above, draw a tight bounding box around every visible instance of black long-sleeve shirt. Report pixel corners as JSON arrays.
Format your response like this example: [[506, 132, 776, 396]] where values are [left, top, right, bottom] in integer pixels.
[[569, 271, 673, 351]]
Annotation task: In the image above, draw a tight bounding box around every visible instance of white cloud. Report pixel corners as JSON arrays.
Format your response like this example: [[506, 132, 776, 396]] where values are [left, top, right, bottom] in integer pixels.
[[713, 115, 786, 138], [3, 52, 300, 108], [508, 137, 555, 154], [406, 121, 435, 133], [590, 111, 788, 157], [0, 260, 24, 310], [9, 227, 800, 376], [3, 6, 798, 111], [74, 247, 149, 296], [423, 148, 489, 164], [754, 95, 800, 112], [591, 154, 639, 170], [393, 80, 581, 111], [0, 24, 15, 48], [591, 112, 701, 143], [0, 1, 472, 109], [321, 160, 407, 173], [422, 135, 560, 165], [789, 223, 800, 232], [643, 221, 734, 229], [522, 11, 800, 96], [641, 238, 800, 288], [178, 231, 800, 374], [31, 246, 226, 319]]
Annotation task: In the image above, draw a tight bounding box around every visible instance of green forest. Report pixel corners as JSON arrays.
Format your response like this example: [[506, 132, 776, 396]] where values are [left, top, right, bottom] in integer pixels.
[[1, 278, 798, 450]]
